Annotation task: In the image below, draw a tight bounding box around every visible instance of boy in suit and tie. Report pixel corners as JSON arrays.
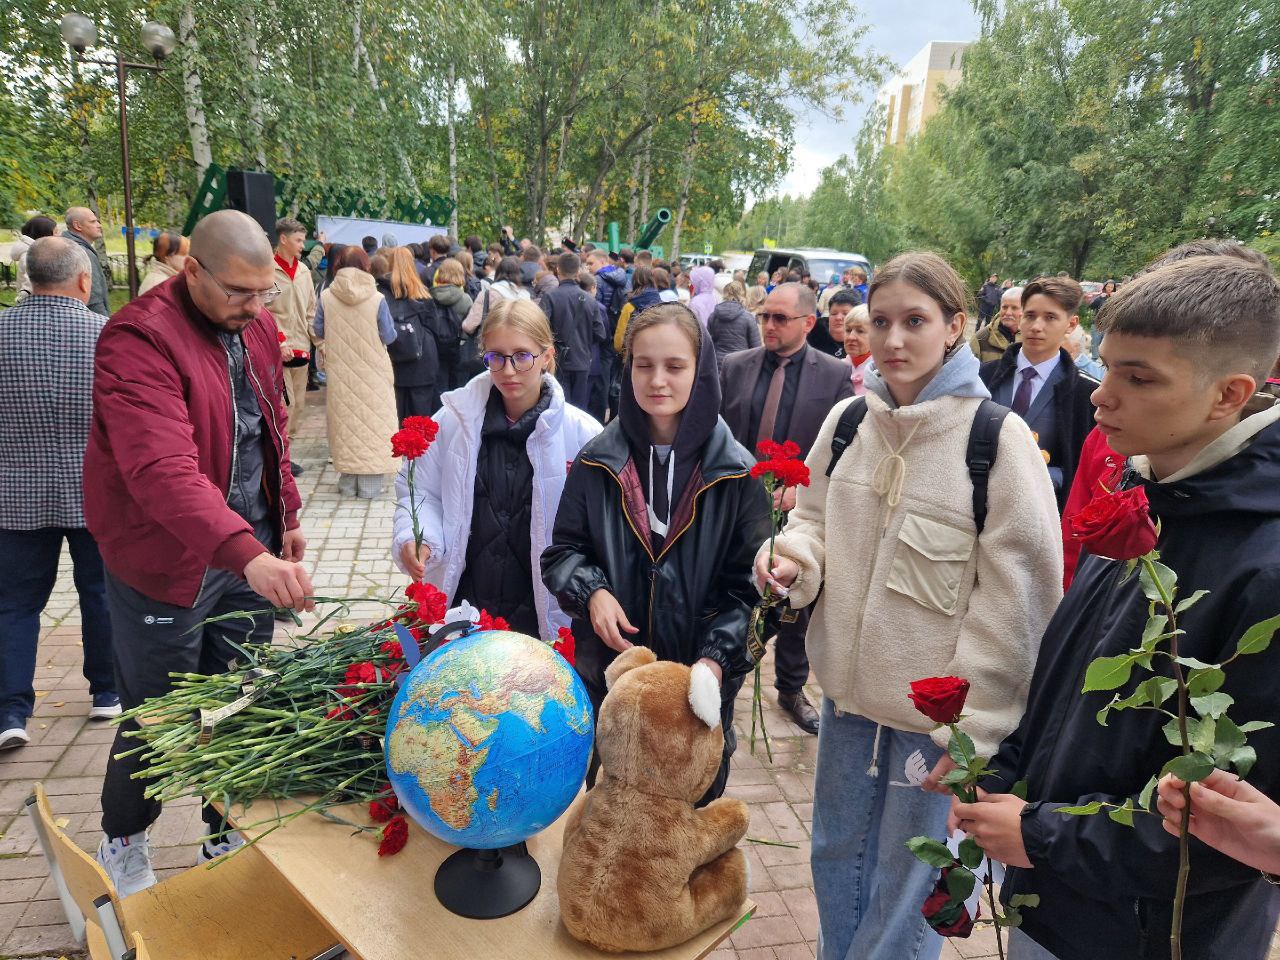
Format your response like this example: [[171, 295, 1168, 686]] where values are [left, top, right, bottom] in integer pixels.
[[980, 276, 1097, 510]]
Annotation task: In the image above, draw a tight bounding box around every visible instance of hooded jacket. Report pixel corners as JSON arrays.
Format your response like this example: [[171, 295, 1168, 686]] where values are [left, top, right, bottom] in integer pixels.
[[393, 372, 601, 642], [613, 288, 664, 354], [988, 404, 1280, 960], [769, 346, 1063, 756], [687, 265, 718, 327], [969, 319, 1017, 364], [706, 300, 762, 365], [84, 273, 300, 605], [541, 324, 772, 690]]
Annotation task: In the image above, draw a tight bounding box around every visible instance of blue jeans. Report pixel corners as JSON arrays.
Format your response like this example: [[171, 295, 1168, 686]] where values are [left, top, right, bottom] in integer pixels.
[[1008, 928, 1060, 959], [0, 527, 115, 724], [811, 701, 951, 960]]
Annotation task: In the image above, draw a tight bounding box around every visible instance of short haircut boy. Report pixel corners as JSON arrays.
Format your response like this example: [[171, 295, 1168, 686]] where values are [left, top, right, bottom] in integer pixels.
[[558, 252, 581, 277], [274, 217, 305, 239], [1099, 255, 1280, 383], [1021, 276, 1083, 314], [829, 289, 863, 310]]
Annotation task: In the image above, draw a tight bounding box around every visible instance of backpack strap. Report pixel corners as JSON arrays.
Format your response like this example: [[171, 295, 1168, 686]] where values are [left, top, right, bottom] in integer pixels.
[[966, 399, 1009, 536], [826, 398, 869, 478]]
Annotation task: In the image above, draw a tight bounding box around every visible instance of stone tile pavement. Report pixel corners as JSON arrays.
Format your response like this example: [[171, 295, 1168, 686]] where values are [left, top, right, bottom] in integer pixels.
[[3, 392, 1279, 960]]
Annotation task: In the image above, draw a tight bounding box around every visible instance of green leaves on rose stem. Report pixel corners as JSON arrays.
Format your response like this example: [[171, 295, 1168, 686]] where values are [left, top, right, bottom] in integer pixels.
[[1174, 590, 1209, 614], [947, 864, 977, 902], [1233, 613, 1280, 658], [1082, 654, 1138, 693], [1058, 800, 1107, 816], [1161, 751, 1215, 783], [1186, 667, 1225, 696], [1190, 692, 1233, 719], [1140, 559, 1177, 605], [1097, 676, 1178, 726], [957, 837, 985, 870], [947, 728, 977, 767], [906, 836, 957, 868], [1139, 775, 1158, 811], [1011, 779, 1029, 800], [1108, 798, 1138, 826]]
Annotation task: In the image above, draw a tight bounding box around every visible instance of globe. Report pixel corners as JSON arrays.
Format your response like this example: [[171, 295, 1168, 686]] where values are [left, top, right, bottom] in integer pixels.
[[384, 629, 594, 851]]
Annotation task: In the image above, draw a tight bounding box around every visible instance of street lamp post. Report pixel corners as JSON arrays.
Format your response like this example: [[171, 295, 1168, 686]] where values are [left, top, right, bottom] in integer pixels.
[[60, 13, 176, 299]]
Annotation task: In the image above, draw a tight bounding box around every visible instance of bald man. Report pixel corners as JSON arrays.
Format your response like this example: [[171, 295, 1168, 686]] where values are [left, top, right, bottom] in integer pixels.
[[64, 206, 109, 315], [84, 209, 313, 894]]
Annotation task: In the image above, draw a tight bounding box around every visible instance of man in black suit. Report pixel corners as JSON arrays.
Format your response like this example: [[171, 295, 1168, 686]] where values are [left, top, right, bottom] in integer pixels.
[[719, 282, 854, 734], [542, 251, 603, 411]]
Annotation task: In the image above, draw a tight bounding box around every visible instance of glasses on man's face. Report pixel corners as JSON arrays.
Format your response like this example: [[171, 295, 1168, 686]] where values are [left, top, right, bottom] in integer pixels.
[[482, 350, 544, 373], [759, 312, 805, 327], [196, 260, 281, 305]]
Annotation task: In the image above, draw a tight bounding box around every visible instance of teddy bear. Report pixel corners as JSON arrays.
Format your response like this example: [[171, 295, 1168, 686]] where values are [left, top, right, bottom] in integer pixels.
[[557, 646, 749, 953]]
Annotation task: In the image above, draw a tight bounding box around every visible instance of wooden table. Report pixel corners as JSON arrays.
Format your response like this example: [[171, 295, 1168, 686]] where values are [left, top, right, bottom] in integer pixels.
[[226, 797, 755, 960]]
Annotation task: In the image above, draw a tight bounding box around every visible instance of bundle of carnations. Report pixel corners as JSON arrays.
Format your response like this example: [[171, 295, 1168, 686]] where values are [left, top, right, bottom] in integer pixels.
[[747, 440, 810, 760]]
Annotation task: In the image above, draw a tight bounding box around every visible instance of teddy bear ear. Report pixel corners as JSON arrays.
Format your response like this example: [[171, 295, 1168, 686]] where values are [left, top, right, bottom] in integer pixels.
[[604, 646, 657, 690], [688, 662, 721, 728]]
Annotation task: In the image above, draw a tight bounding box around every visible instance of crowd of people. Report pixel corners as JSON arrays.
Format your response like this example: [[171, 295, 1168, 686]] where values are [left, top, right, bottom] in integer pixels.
[[3, 203, 1280, 960]]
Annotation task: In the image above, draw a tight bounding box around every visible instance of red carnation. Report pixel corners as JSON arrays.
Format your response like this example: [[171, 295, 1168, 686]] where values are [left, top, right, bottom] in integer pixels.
[[757, 439, 801, 461], [391, 428, 428, 460], [477, 610, 510, 632], [326, 703, 354, 721], [921, 867, 977, 937], [401, 416, 439, 443], [405, 582, 447, 625], [751, 458, 811, 488], [909, 676, 970, 725], [377, 815, 408, 856], [277, 329, 287, 343], [1067, 484, 1158, 562], [292, 349, 309, 360], [369, 787, 400, 823], [554, 626, 576, 665], [379, 639, 404, 661]]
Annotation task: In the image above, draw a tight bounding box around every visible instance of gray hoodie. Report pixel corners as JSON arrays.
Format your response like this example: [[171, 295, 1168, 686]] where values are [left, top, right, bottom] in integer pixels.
[[864, 343, 991, 409]]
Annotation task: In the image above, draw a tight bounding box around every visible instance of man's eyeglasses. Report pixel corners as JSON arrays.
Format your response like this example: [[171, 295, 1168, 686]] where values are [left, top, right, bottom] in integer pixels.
[[196, 259, 281, 305], [759, 312, 807, 327], [482, 350, 545, 373]]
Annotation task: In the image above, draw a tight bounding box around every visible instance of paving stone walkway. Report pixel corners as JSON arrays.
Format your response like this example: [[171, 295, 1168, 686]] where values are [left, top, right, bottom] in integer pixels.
[[2, 390, 1277, 960]]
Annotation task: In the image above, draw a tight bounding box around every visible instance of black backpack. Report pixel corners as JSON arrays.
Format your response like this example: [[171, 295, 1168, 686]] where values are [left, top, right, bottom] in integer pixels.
[[826, 398, 1009, 535]]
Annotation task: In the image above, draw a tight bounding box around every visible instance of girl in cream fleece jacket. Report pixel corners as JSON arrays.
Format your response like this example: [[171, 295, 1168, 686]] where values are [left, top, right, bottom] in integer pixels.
[[759, 253, 1062, 960]]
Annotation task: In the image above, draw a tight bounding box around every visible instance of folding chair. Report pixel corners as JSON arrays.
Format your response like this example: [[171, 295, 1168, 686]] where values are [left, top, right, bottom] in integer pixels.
[[25, 784, 344, 960]]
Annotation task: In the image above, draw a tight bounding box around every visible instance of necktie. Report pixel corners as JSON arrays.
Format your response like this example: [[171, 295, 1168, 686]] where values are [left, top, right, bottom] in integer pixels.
[[1012, 366, 1038, 417], [757, 356, 792, 447]]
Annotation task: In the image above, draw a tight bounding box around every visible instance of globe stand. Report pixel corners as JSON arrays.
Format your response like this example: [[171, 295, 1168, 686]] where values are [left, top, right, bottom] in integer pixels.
[[434, 844, 541, 919]]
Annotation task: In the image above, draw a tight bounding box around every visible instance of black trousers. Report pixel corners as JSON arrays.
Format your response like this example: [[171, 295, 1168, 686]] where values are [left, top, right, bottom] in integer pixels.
[[395, 385, 439, 423], [578, 657, 743, 807], [772, 605, 812, 694], [557, 369, 592, 412], [99, 568, 273, 838]]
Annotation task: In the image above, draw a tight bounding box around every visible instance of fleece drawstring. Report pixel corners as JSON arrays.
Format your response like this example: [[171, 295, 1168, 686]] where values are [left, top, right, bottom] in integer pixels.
[[866, 723, 884, 778]]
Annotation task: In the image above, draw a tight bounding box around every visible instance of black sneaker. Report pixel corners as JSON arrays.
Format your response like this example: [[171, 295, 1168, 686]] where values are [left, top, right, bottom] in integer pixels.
[[89, 693, 122, 720], [290, 461, 305, 476]]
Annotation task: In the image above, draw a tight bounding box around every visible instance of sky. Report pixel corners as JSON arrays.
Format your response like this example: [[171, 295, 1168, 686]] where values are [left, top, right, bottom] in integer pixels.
[[772, 0, 982, 199]]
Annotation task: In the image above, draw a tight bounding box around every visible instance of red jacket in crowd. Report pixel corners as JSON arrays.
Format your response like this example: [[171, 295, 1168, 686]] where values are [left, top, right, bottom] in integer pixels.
[[84, 273, 301, 606]]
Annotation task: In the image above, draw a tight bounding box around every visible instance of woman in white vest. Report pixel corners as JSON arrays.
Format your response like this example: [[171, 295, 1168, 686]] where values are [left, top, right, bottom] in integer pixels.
[[392, 298, 601, 640], [314, 246, 399, 498]]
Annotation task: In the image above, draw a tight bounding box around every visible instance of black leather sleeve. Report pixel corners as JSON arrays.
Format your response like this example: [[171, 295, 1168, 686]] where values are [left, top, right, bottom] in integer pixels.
[[696, 476, 772, 679], [540, 458, 613, 618]]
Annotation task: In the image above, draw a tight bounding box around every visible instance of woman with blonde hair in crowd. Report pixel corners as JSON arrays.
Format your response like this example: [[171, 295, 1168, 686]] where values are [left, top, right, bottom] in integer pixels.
[[430, 257, 474, 390], [706, 279, 761, 366], [392, 298, 600, 638], [138, 231, 190, 295], [314, 245, 398, 498], [379, 246, 442, 421]]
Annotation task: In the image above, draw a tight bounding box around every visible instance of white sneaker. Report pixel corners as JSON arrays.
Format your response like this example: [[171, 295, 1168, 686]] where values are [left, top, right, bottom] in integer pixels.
[[0, 725, 29, 750], [196, 829, 245, 863], [96, 832, 157, 897]]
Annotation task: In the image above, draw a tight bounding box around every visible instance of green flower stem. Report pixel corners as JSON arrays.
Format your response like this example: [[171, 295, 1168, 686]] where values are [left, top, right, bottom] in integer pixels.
[[407, 458, 423, 552], [1141, 555, 1189, 960]]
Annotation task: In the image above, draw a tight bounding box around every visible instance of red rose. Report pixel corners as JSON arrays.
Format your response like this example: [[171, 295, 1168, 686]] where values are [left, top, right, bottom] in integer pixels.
[[554, 626, 575, 665], [369, 786, 400, 823], [391, 428, 428, 460], [921, 868, 977, 937], [377, 815, 408, 856], [401, 416, 439, 443], [909, 676, 970, 725], [1067, 485, 1158, 561]]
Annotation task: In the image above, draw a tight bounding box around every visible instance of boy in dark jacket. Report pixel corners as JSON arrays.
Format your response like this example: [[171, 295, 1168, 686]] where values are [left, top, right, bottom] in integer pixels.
[[953, 254, 1280, 960]]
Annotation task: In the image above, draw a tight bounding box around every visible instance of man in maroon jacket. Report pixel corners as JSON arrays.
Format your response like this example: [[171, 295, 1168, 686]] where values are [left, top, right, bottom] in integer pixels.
[[84, 210, 315, 895]]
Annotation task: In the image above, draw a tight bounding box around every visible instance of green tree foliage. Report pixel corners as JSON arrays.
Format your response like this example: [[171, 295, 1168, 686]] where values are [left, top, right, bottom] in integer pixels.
[[737, 0, 1280, 284], [0, 0, 881, 251]]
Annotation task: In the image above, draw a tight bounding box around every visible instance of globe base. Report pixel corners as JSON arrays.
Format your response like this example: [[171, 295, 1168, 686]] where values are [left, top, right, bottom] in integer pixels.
[[434, 844, 541, 919]]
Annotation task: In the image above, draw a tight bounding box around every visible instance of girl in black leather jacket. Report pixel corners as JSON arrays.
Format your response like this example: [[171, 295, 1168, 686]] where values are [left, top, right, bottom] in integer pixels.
[[542, 303, 771, 802]]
